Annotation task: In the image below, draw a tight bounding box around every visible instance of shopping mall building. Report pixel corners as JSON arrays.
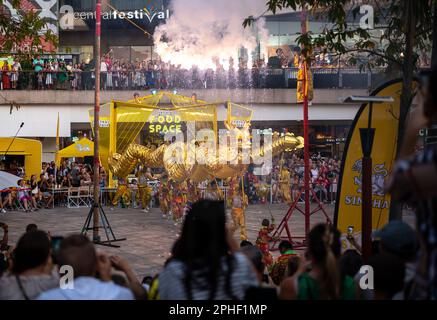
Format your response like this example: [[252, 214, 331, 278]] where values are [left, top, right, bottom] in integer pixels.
[[0, 0, 395, 163]]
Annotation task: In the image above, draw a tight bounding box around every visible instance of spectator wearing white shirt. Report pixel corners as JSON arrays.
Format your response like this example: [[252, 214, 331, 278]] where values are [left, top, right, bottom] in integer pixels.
[[100, 58, 108, 90]]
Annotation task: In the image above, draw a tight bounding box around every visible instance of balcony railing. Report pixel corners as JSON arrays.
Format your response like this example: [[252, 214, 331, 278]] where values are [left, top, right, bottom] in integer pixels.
[[0, 67, 391, 91]]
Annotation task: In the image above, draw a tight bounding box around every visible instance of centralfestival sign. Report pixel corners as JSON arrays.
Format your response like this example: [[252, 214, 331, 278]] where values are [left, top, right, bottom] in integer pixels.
[[59, 3, 170, 30]]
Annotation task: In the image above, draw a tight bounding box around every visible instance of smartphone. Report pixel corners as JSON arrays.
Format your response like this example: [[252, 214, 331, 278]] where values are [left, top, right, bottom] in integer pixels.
[[51, 236, 64, 254]]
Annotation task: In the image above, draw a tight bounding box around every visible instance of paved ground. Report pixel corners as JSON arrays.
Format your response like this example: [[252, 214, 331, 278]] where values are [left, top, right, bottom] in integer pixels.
[[0, 203, 415, 279]]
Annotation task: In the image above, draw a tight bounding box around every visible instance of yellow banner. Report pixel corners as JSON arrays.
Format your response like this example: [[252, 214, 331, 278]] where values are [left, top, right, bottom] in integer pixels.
[[335, 79, 416, 240], [297, 63, 313, 103]]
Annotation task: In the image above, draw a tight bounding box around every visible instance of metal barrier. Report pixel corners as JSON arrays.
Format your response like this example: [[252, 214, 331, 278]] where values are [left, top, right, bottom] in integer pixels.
[[0, 67, 389, 91]]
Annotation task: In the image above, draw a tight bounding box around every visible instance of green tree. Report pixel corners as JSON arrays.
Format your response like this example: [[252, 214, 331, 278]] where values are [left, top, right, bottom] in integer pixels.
[[245, 0, 434, 220], [0, 0, 58, 56]]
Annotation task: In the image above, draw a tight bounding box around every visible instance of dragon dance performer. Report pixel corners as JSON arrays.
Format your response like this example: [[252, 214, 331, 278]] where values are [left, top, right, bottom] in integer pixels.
[[170, 180, 185, 225], [185, 180, 199, 215], [257, 182, 269, 204], [137, 166, 158, 213], [230, 181, 249, 241], [256, 218, 276, 268], [158, 176, 171, 218], [279, 166, 292, 204], [112, 177, 131, 208], [226, 176, 238, 208]]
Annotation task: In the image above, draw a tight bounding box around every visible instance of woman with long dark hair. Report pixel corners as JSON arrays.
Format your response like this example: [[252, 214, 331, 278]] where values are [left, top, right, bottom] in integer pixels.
[[279, 224, 356, 300], [158, 200, 258, 300], [0, 230, 58, 299]]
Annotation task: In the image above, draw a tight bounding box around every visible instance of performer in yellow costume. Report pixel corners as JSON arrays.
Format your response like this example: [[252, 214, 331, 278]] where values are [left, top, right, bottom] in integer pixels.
[[279, 166, 292, 204], [158, 177, 170, 218], [257, 183, 269, 204], [231, 183, 248, 241], [112, 177, 131, 208], [137, 166, 158, 213], [296, 49, 314, 103]]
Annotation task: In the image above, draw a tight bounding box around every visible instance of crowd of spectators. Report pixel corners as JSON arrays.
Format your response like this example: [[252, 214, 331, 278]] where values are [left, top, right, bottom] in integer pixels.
[[0, 160, 101, 212], [0, 199, 429, 300], [244, 153, 341, 204], [0, 54, 270, 91], [1, 151, 341, 213], [0, 48, 378, 91]]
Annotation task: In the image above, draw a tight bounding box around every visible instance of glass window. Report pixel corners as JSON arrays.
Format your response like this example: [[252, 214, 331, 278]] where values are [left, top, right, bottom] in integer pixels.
[[58, 45, 93, 64], [131, 46, 154, 63]]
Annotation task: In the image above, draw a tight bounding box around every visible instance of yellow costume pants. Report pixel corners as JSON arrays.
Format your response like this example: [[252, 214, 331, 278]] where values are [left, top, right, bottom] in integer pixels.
[[280, 183, 292, 204], [231, 207, 247, 241], [160, 197, 169, 214], [112, 185, 131, 207], [138, 184, 152, 209]]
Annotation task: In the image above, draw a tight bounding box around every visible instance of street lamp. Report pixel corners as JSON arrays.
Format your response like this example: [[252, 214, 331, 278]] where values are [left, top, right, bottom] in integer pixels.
[[341, 95, 394, 263]]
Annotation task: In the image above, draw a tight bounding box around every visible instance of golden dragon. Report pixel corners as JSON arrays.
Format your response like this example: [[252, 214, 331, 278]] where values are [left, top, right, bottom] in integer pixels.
[[108, 131, 304, 182]]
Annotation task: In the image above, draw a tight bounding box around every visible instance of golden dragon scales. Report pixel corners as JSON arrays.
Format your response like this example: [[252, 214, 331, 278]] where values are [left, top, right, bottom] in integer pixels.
[[108, 131, 304, 182]]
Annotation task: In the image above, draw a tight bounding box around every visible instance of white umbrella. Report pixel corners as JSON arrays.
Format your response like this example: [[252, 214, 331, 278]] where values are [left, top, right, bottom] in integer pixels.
[[0, 171, 21, 191]]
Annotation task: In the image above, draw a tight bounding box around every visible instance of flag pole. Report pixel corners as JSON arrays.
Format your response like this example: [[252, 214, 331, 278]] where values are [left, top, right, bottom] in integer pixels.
[[93, 0, 102, 242], [301, 6, 311, 244]]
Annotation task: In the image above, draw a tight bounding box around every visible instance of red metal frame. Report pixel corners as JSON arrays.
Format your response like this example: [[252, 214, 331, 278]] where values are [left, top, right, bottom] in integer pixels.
[[270, 188, 332, 250]]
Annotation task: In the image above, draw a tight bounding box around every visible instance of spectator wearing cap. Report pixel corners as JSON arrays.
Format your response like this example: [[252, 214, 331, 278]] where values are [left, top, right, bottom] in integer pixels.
[[373, 221, 418, 299]]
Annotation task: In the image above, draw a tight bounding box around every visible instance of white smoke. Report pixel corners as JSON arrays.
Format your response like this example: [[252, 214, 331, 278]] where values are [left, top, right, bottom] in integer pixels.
[[154, 0, 269, 69]]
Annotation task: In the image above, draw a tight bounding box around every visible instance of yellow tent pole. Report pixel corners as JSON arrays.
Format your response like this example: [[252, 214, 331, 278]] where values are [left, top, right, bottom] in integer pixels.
[[227, 101, 231, 123], [109, 101, 117, 187]]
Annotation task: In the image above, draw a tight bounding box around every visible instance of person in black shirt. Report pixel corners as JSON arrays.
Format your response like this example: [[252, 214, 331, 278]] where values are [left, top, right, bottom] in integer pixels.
[[37, 175, 53, 208], [70, 163, 81, 187]]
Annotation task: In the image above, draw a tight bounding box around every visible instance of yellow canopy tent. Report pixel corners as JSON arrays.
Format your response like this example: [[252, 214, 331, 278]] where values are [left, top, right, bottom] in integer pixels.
[[55, 137, 94, 166], [0, 137, 42, 179]]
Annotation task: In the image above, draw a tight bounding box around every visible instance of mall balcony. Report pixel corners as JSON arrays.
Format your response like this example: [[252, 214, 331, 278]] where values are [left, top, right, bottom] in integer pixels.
[[0, 66, 395, 162], [0, 67, 375, 113]]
